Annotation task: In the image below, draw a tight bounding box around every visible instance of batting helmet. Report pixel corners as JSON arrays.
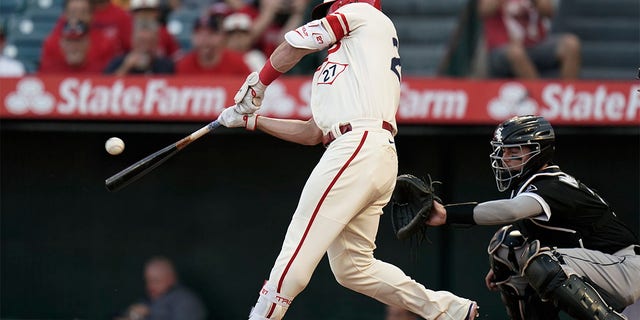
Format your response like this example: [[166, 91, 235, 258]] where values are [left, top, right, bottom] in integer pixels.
[[311, 0, 381, 20], [489, 115, 555, 192]]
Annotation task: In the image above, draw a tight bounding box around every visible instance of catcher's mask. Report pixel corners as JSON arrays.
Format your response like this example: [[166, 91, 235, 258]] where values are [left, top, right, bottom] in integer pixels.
[[311, 0, 382, 20], [488, 225, 529, 283], [490, 115, 555, 192]]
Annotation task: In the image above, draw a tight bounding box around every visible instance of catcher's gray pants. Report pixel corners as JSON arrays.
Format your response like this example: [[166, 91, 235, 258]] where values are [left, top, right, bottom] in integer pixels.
[[556, 245, 640, 306], [249, 126, 475, 320], [498, 244, 640, 319]]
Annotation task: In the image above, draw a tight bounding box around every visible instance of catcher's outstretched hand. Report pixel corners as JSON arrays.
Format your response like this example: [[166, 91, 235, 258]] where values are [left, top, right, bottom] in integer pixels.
[[425, 200, 447, 226]]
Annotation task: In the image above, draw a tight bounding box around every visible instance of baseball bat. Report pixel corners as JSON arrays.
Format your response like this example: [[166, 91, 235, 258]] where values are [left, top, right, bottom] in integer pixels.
[[105, 120, 221, 192]]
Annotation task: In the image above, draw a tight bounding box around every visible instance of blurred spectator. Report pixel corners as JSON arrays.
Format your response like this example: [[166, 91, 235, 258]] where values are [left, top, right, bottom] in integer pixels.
[[385, 305, 421, 320], [42, 0, 98, 58], [64, 0, 94, 24], [91, 0, 134, 53], [48, 0, 132, 56], [0, 22, 26, 77], [178, 0, 246, 14], [129, 0, 181, 59], [223, 12, 266, 72], [39, 21, 118, 73], [116, 256, 207, 320], [253, 0, 309, 57], [479, 0, 581, 79], [176, 13, 250, 75], [104, 19, 175, 75]]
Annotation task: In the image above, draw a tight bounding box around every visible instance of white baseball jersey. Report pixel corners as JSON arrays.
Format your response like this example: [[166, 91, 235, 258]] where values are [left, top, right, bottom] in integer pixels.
[[289, 3, 401, 134], [249, 4, 476, 320]]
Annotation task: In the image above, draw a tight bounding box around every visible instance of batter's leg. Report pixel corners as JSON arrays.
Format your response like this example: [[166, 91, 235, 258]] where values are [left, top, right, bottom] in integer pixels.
[[249, 132, 394, 319], [327, 203, 477, 320]]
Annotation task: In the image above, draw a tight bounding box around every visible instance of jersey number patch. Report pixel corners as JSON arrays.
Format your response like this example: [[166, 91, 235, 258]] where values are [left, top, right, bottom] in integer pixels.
[[318, 62, 348, 85]]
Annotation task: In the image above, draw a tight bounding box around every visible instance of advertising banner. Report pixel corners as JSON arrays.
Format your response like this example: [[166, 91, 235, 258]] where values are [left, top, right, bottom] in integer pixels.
[[1, 76, 638, 125]]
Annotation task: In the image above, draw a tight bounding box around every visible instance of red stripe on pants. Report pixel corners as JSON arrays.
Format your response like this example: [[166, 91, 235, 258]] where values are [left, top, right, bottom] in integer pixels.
[[265, 131, 369, 317]]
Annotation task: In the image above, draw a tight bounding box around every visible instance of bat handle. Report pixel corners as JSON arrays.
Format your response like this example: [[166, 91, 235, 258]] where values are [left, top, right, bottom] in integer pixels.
[[207, 120, 221, 131]]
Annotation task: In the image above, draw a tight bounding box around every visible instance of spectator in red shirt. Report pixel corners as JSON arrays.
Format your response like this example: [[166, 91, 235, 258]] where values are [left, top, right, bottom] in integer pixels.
[[223, 12, 266, 72], [104, 19, 175, 75], [176, 13, 250, 75], [253, 0, 309, 57], [129, 0, 181, 60], [39, 21, 118, 73], [479, 0, 581, 79], [90, 0, 134, 53], [47, 0, 132, 56]]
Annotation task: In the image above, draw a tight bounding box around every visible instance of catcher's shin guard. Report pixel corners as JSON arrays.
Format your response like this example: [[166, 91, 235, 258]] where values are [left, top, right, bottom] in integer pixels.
[[524, 254, 626, 320], [497, 281, 560, 320], [248, 283, 293, 320]]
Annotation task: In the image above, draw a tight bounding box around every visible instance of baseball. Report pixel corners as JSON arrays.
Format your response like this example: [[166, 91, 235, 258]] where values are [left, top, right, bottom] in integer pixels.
[[105, 137, 125, 155]]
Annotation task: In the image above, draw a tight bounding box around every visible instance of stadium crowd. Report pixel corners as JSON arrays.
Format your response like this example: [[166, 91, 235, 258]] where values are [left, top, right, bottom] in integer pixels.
[[1, 0, 594, 79], [1, 0, 316, 76]]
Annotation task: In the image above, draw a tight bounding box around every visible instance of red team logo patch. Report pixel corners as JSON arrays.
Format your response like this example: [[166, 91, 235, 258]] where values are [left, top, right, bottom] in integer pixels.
[[317, 61, 348, 85]]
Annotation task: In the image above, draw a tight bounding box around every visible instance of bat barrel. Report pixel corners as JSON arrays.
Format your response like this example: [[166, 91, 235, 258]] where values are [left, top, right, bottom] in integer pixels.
[[104, 119, 221, 192], [105, 145, 179, 192]]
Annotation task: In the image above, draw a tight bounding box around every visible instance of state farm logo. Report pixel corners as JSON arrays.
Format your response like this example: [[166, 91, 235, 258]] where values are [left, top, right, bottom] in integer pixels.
[[488, 82, 537, 119], [4, 78, 229, 117], [5, 78, 55, 114], [487, 82, 640, 121], [399, 83, 468, 119]]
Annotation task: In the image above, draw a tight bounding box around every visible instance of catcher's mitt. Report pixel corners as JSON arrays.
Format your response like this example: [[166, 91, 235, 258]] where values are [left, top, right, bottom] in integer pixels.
[[390, 174, 442, 241]]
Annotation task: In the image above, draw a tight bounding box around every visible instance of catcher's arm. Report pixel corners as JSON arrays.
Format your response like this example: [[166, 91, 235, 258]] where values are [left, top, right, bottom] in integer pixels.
[[426, 191, 544, 226]]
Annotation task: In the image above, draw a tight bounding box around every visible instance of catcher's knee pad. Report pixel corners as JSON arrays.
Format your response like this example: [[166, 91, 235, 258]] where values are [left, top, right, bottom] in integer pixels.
[[524, 255, 625, 320], [488, 225, 531, 281], [248, 283, 293, 320]]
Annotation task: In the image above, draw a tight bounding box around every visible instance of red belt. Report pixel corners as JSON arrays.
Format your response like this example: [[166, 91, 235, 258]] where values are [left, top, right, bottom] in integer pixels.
[[322, 121, 394, 147]]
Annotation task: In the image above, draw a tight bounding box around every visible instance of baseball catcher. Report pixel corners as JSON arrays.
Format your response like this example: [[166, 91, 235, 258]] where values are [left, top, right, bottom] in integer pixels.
[[392, 115, 640, 320]]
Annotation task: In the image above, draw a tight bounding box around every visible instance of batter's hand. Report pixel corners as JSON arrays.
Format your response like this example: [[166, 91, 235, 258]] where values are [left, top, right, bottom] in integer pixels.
[[234, 72, 267, 114], [424, 201, 447, 226], [485, 269, 499, 292], [218, 106, 254, 128]]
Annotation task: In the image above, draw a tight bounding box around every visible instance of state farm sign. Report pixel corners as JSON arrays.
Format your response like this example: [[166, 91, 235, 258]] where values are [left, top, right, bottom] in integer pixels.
[[56, 78, 227, 116], [4, 77, 228, 119], [1, 75, 638, 125], [540, 84, 639, 121]]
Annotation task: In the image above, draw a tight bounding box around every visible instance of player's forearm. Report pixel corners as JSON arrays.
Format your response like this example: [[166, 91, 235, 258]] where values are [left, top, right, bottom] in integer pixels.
[[255, 117, 323, 146], [269, 42, 317, 74], [446, 196, 544, 225], [473, 196, 544, 224]]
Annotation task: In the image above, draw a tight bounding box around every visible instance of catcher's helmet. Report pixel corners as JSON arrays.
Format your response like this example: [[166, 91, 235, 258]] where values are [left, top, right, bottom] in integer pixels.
[[311, 0, 381, 20], [489, 115, 555, 192]]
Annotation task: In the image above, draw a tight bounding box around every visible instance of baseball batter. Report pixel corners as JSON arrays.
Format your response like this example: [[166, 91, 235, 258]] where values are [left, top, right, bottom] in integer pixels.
[[217, 1, 479, 319], [426, 115, 640, 320]]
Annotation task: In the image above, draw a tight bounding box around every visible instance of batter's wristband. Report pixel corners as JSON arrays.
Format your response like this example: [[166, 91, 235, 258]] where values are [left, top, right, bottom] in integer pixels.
[[259, 58, 282, 85], [445, 203, 478, 226], [245, 114, 258, 131]]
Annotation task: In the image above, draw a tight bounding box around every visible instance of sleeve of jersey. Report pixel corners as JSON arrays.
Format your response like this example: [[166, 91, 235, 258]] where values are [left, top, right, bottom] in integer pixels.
[[284, 19, 335, 50], [284, 7, 362, 50], [516, 182, 555, 221]]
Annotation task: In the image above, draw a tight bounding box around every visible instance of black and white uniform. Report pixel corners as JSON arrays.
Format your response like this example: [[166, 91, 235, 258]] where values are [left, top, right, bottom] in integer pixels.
[[498, 165, 640, 311]]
